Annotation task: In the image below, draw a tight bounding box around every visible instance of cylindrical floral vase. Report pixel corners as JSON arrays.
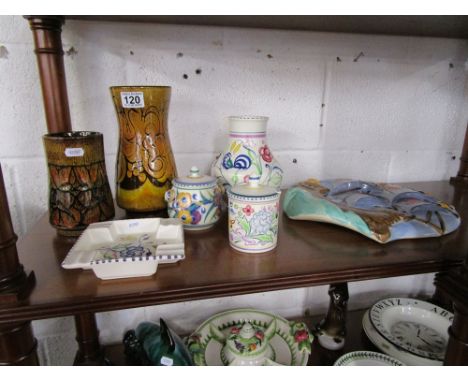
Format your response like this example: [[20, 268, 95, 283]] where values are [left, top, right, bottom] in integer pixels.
[[43, 131, 115, 236], [212, 116, 283, 189], [227, 176, 281, 253], [111, 86, 177, 212]]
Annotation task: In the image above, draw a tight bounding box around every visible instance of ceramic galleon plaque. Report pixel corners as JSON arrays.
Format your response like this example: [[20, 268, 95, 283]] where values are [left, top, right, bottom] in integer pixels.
[[283, 178, 460, 243]]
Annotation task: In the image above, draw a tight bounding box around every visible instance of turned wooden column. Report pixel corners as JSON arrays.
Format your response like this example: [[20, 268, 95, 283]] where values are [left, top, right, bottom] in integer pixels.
[[434, 182, 468, 365], [435, 269, 468, 365], [451, 123, 468, 183], [26, 15, 106, 365], [26, 16, 72, 133], [74, 313, 109, 366], [0, 165, 37, 365]]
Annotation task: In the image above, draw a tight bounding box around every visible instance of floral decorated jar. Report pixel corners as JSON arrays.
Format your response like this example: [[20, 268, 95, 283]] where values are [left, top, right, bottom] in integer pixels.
[[227, 176, 281, 253], [165, 167, 222, 230], [212, 116, 283, 190]]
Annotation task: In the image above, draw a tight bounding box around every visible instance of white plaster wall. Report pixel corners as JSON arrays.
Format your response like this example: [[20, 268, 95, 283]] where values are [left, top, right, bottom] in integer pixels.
[[1, 16, 467, 365]]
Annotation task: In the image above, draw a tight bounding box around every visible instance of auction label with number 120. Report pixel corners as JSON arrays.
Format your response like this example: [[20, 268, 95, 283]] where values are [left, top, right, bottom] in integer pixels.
[[121, 92, 145, 108]]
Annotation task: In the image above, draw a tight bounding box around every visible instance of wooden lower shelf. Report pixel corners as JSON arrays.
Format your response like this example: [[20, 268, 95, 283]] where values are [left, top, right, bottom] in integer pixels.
[[103, 308, 377, 366]]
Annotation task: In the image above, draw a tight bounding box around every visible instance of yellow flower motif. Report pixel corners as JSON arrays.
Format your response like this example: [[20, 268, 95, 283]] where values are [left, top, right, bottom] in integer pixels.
[[177, 210, 192, 224], [165, 189, 176, 203], [177, 192, 192, 208]]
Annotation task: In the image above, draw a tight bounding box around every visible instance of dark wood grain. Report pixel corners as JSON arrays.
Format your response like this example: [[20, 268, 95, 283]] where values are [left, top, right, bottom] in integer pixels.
[[26, 16, 72, 134], [0, 181, 465, 324], [64, 16, 468, 39], [0, 165, 38, 365]]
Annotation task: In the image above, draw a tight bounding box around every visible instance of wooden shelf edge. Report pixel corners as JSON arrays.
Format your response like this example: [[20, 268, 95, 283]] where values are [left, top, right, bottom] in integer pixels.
[[0, 260, 460, 325], [63, 15, 468, 39]]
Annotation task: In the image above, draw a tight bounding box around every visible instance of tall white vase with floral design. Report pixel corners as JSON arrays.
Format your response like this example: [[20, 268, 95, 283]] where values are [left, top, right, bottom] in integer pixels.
[[212, 116, 283, 189]]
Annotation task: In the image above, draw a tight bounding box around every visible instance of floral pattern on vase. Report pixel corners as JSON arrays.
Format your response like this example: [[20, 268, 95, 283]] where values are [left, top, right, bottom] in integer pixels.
[[212, 116, 283, 189], [227, 178, 281, 253], [228, 202, 279, 252]]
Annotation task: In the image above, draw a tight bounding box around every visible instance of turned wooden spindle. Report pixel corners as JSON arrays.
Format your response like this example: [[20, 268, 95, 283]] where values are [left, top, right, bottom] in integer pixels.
[[452, 123, 468, 184], [25, 15, 107, 365], [26, 16, 72, 133], [0, 164, 38, 365], [435, 185, 468, 365]]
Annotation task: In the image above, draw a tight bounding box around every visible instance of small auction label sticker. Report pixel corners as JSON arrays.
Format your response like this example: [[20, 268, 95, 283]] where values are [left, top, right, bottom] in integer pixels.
[[160, 356, 174, 366], [121, 92, 145, 108], [65, 147, 84, 157]]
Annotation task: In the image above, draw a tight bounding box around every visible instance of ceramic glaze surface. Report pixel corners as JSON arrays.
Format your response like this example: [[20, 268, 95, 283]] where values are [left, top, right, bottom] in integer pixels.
[[209, 320, 277, 366], [186, 308, 313, 366], [165, 167, 222, 230], [212, 116, 283, 189], [369, 298, 452, 361], [334, 351, 404, 366], [227, 177, 281, 253], [42, 131, 115, 236], [123, 319, 193, 366], [111, 86, 177, 212], [362, 309, 442, 366], [283, 178, 461, 243]]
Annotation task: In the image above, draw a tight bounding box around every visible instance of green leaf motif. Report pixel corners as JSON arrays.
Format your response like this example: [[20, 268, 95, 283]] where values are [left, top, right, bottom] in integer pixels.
[[252, 233, 273, 243], [298, 340, 311, 353], [238, 216, 250, 234], [245, 146, 262, 174]]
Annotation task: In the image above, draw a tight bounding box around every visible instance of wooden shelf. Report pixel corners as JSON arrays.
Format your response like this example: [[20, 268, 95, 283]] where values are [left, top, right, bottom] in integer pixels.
[[2, 16, 468, 365], [1, 180, 466, 325], [64, 16, 468, 39]]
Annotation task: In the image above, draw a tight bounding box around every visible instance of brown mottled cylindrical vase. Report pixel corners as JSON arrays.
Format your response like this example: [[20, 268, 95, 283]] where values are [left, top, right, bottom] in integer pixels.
[[110, 86, 177, 212], [43, 132, 115, 236]]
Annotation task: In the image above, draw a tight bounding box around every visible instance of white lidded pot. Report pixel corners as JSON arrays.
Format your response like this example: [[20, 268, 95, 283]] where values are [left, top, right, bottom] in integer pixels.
[[227, 175, 281, 253], [165, 167, 223, 230]]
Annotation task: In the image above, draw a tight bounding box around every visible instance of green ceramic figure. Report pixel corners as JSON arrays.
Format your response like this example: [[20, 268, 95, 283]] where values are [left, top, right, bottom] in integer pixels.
[[123, 318, 193, 366]]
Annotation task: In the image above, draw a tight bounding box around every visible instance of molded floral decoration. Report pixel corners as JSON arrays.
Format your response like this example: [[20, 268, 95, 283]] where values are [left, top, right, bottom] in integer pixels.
[[186, 308, 313, 366], [209, 320, 277, 366]]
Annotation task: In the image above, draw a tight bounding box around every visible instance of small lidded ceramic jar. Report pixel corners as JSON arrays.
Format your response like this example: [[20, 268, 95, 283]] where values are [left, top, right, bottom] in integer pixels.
[[227, 176, 281, 253], [165, 167, 222, 230]]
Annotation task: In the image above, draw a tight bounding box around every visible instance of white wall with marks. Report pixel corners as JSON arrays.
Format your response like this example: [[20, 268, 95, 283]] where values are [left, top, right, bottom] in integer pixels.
[[0, 16, 467, 365]]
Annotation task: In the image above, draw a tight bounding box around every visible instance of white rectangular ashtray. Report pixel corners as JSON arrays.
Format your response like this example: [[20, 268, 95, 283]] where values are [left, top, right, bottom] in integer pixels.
[[61, 218, 185, 280]]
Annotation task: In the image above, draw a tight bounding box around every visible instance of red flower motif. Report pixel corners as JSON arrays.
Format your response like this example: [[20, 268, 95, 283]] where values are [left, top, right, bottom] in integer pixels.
[[242, 204, 254, 216], [231, 326, 241, 334], [294, 330, 309, 343], [255, 330, 265, 340], [259, 145, 273, 163]]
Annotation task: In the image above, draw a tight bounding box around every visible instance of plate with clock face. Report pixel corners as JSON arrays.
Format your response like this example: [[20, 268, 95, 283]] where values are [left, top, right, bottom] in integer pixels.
[[369, 298, 453, 361]]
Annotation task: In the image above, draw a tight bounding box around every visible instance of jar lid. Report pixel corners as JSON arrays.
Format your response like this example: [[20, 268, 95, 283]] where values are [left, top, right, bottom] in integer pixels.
[[173, 167, 217, 188], [229, 176, 278, 198]]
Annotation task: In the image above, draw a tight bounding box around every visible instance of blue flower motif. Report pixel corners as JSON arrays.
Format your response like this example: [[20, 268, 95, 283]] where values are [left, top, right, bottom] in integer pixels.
[[222, 153, 252, 170], [233, 154, 251, 170], [222, 153, 233, 169]]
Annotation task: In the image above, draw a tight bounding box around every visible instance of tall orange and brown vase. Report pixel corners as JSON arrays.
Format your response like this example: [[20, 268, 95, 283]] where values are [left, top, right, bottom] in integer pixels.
[[110, 86, 177, 213]]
